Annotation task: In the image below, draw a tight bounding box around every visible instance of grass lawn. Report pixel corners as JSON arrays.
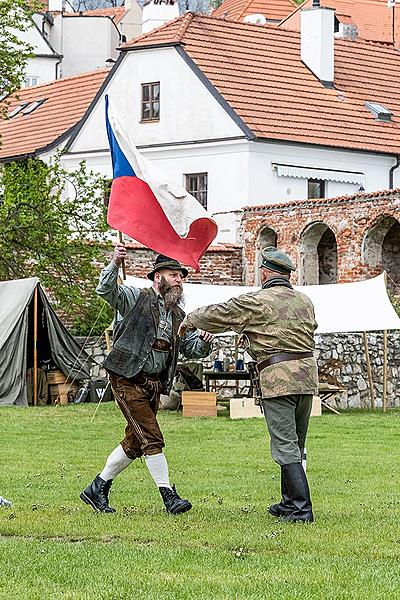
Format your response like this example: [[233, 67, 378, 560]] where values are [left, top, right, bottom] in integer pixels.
[[0, 403, 399, 600]]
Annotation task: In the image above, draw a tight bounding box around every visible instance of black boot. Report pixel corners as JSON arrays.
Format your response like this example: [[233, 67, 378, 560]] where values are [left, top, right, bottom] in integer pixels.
[[80, 475, 116, 513], [268, 466, 294, 517], [159, 485, 192, 515], [280, 463, 313, 523]]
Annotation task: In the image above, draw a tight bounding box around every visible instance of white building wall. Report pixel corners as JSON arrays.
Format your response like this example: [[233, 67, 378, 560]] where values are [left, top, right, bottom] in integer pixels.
[[24, 55, 59, 86], [61, 17, 120, 77]]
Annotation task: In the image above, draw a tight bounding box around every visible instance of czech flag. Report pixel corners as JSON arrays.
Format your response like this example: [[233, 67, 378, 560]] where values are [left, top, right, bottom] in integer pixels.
[[105, 96, 218, 271]]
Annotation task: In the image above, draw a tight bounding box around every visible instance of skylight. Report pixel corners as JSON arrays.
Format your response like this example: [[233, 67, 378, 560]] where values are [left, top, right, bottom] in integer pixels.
[[7, 98, 47, 119], [7, 102, 29, 118], [365, 101, 393, 122], [21, 98, 46, 115]]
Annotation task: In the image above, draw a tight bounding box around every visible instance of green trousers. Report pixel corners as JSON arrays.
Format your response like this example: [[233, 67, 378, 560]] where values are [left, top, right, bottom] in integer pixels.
[[262, 394, 313, 465]]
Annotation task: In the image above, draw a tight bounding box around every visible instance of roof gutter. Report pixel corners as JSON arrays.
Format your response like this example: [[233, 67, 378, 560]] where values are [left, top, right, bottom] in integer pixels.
[[389, 155, 400, 189]]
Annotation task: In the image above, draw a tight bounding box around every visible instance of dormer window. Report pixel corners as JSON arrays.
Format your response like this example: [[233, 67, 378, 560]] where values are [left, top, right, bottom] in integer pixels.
[[365, 101, 393, 122], [141, 82, 160, 122]]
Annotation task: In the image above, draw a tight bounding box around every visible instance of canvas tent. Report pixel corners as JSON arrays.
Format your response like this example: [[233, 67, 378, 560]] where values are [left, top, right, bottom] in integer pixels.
[[0, 277, 92, 406]]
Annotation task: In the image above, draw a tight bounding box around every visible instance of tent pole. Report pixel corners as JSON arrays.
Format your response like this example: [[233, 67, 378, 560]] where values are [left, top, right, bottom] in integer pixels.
[[118, 231, 126, 280], [362, 332, 375, 410], [383, 330, 388, 412], [33, 286, 38, 407]]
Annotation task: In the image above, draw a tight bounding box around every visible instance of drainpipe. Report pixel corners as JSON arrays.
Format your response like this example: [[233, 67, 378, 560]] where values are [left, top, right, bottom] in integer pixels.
[[389, 155, 400, 189]]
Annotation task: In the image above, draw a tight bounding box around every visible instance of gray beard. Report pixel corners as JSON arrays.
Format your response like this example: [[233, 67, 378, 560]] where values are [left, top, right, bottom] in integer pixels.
[[159, 278, 184, 311]]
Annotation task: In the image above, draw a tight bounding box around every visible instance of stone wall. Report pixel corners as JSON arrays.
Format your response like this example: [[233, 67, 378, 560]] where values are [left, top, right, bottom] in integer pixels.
[[77, 331, 400, 409], [241, 189, 400, 287]]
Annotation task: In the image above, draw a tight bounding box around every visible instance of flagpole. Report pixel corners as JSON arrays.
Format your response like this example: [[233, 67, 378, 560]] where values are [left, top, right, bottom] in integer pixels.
[[118, 230, 126, 280]]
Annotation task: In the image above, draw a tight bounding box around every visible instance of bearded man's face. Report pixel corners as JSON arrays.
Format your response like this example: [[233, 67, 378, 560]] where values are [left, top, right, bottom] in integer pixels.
[[157, 270, 184, 310]]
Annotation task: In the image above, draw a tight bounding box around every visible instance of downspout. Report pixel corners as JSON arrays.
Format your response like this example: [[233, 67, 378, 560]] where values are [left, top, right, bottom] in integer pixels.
[[389, 155, 400, 189]]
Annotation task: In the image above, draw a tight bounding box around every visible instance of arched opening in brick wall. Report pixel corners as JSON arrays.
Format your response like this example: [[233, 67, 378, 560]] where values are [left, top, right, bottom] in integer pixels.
[[300, 222, 337, 285], [255, 226, 277, 284], [362, 215, 400, 292]]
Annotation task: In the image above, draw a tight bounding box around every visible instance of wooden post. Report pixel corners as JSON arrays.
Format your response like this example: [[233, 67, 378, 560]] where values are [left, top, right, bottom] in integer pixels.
[[33, 286, 38, 406], [362, 332, 375, 410], [118, 231, 126, 280], [383, 330, 388, 412]]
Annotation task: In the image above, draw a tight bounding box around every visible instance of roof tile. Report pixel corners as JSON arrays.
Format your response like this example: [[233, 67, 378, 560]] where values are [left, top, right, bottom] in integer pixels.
[[0, 69, 109, 160]]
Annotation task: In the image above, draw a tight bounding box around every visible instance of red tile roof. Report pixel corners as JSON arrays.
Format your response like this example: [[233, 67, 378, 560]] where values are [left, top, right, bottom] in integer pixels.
[[212, 0, 297, 22], [279, 0, 400, 44], [124, 14, 400, 155], [0, 69, 109, 160], [64, 7, 126, 25]]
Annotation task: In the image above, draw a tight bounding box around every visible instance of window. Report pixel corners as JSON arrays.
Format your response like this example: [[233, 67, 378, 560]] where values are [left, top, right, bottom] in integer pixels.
[[308, 179, 325, 199], [7, 102, 29, 118], [141, 82, 160, 121], [185, 173, 208, 208], [24, 76, 39, 87], [21, 99, 46, 115]]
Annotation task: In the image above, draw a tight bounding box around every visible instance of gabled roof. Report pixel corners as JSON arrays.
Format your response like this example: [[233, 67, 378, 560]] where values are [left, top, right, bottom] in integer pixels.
[[0, 69, 109, 161], [124, 13, 400, 155], [279, 0, 400, 44], [213, 0, 297, 23]]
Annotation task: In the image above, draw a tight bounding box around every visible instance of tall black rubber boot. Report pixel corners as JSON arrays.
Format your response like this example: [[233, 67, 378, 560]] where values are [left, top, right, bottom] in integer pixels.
[[159, 485, 192, 515], [268, 466, 294, 517], [80, 475, 116, 513], [280, 463, 314, 523]]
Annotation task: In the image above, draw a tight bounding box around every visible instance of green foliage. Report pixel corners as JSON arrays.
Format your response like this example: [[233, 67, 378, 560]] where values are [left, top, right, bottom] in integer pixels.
[[70, 295, 114, 336], [391, 293, 400, 317], [0, 156, 111, 325], [0, 407, 400, 598], [0, 0, 35, 110]]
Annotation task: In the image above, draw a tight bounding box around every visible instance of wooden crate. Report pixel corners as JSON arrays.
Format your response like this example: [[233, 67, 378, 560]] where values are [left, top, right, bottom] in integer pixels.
[[182, 391, 217, 417], [230, 397, 263, 420], [49, 382, 78, 406], [47, 370, 67, 384]]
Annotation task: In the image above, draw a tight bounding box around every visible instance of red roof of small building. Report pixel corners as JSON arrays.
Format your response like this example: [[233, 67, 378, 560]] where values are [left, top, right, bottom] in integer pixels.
[[124, 13, 400, 155], [213, 0, 297, 22], [0, 69, 109, 160], [64, 7, 126, 24], [279, 0, 400, 44]]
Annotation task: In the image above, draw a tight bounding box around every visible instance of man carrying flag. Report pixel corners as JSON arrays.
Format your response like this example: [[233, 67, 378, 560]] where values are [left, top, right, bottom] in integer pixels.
[[80, 97, 215, 515]]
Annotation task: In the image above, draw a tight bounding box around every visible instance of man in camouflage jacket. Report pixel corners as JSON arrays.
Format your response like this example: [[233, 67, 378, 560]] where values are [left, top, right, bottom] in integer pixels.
[[179, 246, 318, 522]]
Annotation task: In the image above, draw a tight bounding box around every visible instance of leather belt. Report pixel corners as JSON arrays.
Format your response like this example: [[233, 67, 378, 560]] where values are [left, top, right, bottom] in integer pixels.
[[152, 338, 171, 352], [258, 352, 314, 372]]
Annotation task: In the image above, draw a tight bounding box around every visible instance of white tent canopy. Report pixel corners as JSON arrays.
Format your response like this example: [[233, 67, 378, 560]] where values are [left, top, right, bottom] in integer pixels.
[[123, 272, 400, 334]]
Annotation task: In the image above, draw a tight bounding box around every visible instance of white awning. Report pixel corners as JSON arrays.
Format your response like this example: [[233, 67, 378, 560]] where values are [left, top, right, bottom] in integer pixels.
[[273, 164, 365, 185], [123, 273, 400, 334]]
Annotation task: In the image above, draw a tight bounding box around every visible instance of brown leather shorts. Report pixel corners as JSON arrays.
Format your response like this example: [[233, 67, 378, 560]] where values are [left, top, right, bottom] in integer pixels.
[[108, 371, 165, 460]]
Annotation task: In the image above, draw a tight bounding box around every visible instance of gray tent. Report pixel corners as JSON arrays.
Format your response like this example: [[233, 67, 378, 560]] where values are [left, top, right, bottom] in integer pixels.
[[0, 277, 92, 406]]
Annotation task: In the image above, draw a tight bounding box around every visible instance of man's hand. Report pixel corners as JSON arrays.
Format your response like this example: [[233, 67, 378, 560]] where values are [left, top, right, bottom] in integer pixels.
[[178, 322, 188, 337], [199, 330, 214, 343], [113, 242, 127, 267]]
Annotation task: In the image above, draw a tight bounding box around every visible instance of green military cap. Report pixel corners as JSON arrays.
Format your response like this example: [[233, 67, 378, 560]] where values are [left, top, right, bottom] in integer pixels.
[[260, 246, 295, 274]]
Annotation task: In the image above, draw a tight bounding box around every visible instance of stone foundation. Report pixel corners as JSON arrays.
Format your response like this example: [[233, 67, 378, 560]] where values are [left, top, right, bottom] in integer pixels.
[[77, 331, 400, 409]]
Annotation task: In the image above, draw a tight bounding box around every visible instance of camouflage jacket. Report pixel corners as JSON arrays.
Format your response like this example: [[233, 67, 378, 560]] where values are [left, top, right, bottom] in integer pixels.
[[182, 285, 319, 399]]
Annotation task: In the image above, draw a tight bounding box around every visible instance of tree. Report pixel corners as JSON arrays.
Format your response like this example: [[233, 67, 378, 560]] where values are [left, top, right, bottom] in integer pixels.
[[0, 156, 114, 333], [0, 0, 34, 110]]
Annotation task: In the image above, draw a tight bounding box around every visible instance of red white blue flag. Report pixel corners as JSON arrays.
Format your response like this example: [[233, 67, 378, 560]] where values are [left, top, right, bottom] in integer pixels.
[[105, 96, 218, 271]]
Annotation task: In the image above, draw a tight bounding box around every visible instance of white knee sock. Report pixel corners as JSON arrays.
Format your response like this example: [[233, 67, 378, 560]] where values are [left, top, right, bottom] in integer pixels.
[[145, 452, 172, 489], [99, 444, 133, 481]]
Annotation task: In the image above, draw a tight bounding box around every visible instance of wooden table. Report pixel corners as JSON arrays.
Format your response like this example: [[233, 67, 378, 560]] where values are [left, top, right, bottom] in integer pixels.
[[203, 371, 253, 397], [318, 383, 345, 414]]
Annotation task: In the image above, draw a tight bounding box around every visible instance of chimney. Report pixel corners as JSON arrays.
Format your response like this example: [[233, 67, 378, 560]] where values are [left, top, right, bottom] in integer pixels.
[[142, 0, 179, 35], [301, 1, 335, 86]]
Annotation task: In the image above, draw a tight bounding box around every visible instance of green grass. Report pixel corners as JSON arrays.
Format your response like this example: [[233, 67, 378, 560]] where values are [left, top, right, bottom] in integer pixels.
[[0, 404, 399, 599]]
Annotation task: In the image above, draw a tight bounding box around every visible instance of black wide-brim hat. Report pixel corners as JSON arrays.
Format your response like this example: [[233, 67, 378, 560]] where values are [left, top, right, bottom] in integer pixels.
[[147, 254, 189, 280]]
